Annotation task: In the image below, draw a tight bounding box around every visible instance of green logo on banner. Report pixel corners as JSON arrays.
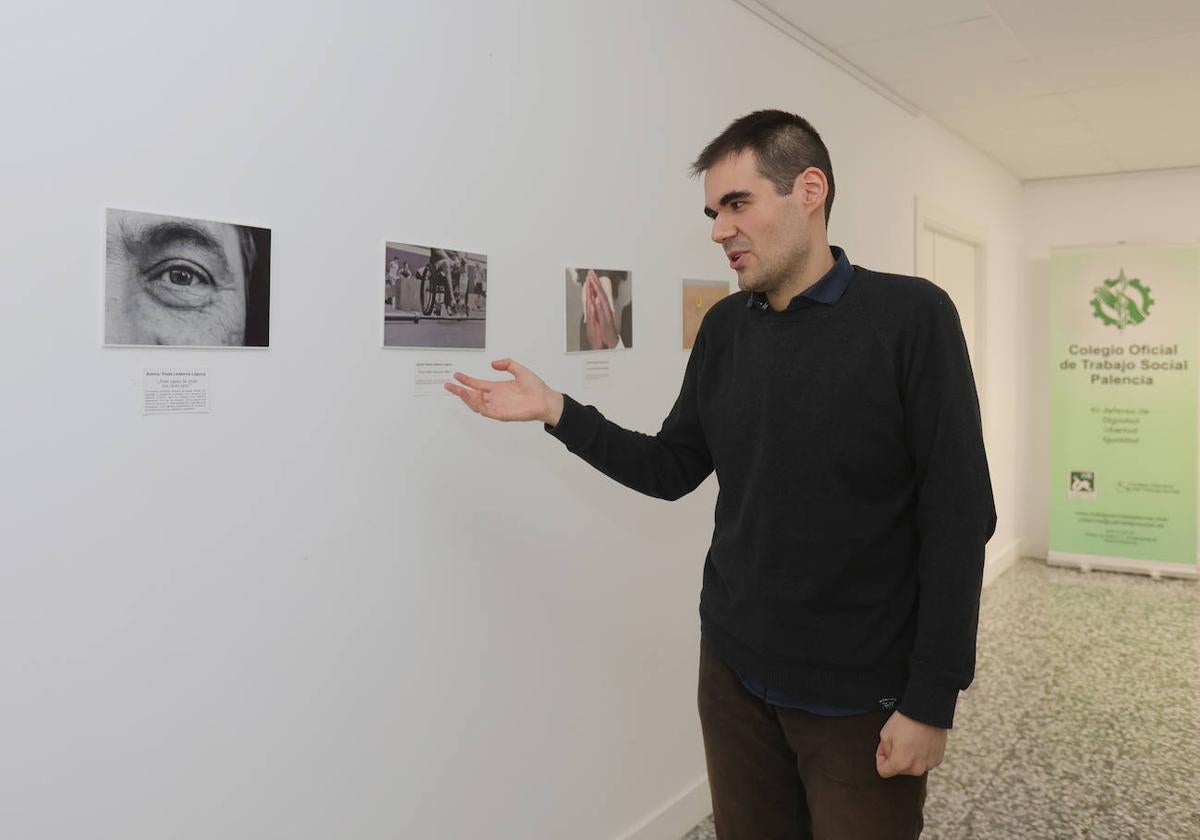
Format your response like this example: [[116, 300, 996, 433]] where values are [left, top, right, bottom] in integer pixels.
[[1069, 470, 1096, 500], [1090, 269, 1153, 331]]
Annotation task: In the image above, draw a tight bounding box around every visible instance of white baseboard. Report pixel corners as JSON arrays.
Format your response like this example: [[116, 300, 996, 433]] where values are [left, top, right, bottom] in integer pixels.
[[615, 775, 711, 840], [981, 539, 1021, 589]]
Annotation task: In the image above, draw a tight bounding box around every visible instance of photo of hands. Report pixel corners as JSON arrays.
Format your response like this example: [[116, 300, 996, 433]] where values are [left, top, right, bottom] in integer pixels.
[[565, 266, 633, 352]]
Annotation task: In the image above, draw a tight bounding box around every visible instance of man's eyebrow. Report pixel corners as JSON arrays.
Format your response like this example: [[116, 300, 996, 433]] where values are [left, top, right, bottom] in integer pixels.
[[703, 190, 752, 219], [128, 221, 231, 271]]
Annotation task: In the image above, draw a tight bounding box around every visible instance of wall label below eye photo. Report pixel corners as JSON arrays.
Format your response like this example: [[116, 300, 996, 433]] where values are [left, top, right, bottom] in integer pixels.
[[142, 368, 210, 415]]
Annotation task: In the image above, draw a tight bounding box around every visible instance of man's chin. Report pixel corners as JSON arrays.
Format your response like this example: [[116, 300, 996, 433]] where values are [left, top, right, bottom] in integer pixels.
[[736, 274, 761, 293]]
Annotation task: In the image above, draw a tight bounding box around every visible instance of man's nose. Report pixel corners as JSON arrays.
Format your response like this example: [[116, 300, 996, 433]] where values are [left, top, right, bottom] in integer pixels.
[[711, 214, 735, 244]]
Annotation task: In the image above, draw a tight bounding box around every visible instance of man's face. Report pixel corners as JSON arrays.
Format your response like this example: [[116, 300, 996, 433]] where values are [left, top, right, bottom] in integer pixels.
[[105, 209, 249, 346], [703, 150, 811, 296]]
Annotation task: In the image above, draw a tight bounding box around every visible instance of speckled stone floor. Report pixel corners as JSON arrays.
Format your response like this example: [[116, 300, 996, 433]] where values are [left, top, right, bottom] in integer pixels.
[[682, 557, 1200, 839]]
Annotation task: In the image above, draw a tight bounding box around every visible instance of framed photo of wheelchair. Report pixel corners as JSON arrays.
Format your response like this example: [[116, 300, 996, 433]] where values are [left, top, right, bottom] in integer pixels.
[[383, 241, 488, 349]]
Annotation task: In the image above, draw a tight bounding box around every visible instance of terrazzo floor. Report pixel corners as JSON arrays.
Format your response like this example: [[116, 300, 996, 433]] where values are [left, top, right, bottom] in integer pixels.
[[682, 557, 1200, 839]]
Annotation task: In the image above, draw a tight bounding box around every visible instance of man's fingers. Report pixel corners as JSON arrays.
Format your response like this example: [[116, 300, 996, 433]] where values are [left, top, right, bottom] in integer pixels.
[[444, 382, 484, 413], [876, 743, 900, 778], [875, 738, 895, 778], [453, 371, 496, 391], [444, 382, 470, 401], [876, 747, 926, 778], [492, 358, 528, 380]]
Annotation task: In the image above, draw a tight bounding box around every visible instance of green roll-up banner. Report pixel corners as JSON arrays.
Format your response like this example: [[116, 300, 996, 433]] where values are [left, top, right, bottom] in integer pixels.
[[1049, 246, 1198, 578]]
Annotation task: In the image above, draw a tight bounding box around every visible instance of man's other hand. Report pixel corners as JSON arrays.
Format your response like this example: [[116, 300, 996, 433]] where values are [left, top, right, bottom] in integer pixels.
[[875, 711, 947, 778]]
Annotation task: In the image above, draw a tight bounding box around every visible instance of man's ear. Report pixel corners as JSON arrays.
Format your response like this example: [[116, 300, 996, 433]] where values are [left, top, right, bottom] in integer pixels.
[[794, 167, 828, 218]]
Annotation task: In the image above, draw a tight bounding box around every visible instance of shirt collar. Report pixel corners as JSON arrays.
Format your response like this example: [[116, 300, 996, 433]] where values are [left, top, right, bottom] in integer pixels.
[[746, 246, 852, 311]]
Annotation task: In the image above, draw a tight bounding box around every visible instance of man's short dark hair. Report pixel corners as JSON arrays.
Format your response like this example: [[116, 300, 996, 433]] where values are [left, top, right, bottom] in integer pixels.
[[691, 109, 835, 224]]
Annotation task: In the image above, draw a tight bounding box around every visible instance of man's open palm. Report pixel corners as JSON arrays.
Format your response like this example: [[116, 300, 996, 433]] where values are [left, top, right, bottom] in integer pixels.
[[445, 358, 561, 424]]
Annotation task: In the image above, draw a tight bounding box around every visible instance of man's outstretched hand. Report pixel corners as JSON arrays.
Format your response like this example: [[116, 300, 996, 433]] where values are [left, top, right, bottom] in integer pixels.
[[445, 358, 565, 426]]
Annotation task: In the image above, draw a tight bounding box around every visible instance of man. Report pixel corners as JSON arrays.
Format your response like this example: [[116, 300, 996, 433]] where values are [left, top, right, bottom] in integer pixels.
[[427, 247, 470, 317], [105, 208, 270, 347], [386, 253, 403, 310], [446, 110, 996, 839]]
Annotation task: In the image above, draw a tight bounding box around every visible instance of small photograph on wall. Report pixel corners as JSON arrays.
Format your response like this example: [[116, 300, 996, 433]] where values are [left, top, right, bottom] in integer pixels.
[[384, 242, 487, 349], [105, 208, 271, 347], [682, 279, 730, 349], [565, 267, 633, 352]]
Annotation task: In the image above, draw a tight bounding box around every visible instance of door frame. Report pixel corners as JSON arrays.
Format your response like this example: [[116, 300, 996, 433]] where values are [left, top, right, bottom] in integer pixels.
[[914, 197, 989, 417]]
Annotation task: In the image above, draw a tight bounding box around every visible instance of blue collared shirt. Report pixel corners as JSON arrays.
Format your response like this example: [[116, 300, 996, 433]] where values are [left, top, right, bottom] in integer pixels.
[[745, 245, 853, 311], [737, 244, 867, 716]]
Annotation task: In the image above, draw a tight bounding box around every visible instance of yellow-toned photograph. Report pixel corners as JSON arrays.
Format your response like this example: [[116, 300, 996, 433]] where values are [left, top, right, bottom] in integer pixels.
[[681, 279, 730, 350]]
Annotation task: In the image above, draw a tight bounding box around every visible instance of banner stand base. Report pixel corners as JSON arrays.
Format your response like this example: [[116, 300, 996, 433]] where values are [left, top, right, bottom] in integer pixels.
[[1047, 551, 1198, 581]]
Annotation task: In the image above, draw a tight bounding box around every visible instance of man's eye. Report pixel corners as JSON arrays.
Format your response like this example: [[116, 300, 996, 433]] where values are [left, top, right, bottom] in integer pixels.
[[731, 201, 746, 210]]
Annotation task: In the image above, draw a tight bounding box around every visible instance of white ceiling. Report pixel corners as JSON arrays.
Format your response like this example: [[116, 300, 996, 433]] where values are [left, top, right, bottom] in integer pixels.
[[746, 0, 1200, 180]]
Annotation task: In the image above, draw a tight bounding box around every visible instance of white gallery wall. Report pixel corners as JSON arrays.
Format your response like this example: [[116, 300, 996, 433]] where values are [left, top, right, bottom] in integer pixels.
[[1021, 168, 1200, 559], [0, 2, 1023, 838]]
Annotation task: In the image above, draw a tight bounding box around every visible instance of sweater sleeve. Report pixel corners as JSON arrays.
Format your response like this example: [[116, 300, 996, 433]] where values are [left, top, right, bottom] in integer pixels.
[[898, 285, 997, 729], [544, 335, 713, 501]]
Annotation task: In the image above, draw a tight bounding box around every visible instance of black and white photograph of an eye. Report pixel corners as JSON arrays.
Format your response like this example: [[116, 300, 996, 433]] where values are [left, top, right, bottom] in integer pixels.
[[104, 207, 272, 347]]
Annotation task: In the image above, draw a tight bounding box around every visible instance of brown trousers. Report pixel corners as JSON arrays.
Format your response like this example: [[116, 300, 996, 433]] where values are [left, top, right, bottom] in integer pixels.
[[698, 639, 927, 840]]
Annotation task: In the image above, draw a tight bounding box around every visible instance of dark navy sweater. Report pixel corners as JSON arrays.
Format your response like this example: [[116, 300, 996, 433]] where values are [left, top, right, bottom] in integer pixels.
[[547, 259, 996, 728]]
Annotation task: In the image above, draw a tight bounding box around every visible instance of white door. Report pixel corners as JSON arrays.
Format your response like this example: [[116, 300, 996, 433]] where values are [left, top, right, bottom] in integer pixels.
[[923, 229, 981, 376]]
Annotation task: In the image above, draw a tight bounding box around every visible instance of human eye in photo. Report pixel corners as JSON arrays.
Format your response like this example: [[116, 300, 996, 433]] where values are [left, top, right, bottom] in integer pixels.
[[140, 256, 221, 309], [105, 209, 252, 347]]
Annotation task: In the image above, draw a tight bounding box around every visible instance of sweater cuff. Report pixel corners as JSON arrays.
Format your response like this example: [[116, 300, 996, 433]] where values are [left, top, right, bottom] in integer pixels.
[[898, 678, 959, 729], [544, 393, 596, 450]]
